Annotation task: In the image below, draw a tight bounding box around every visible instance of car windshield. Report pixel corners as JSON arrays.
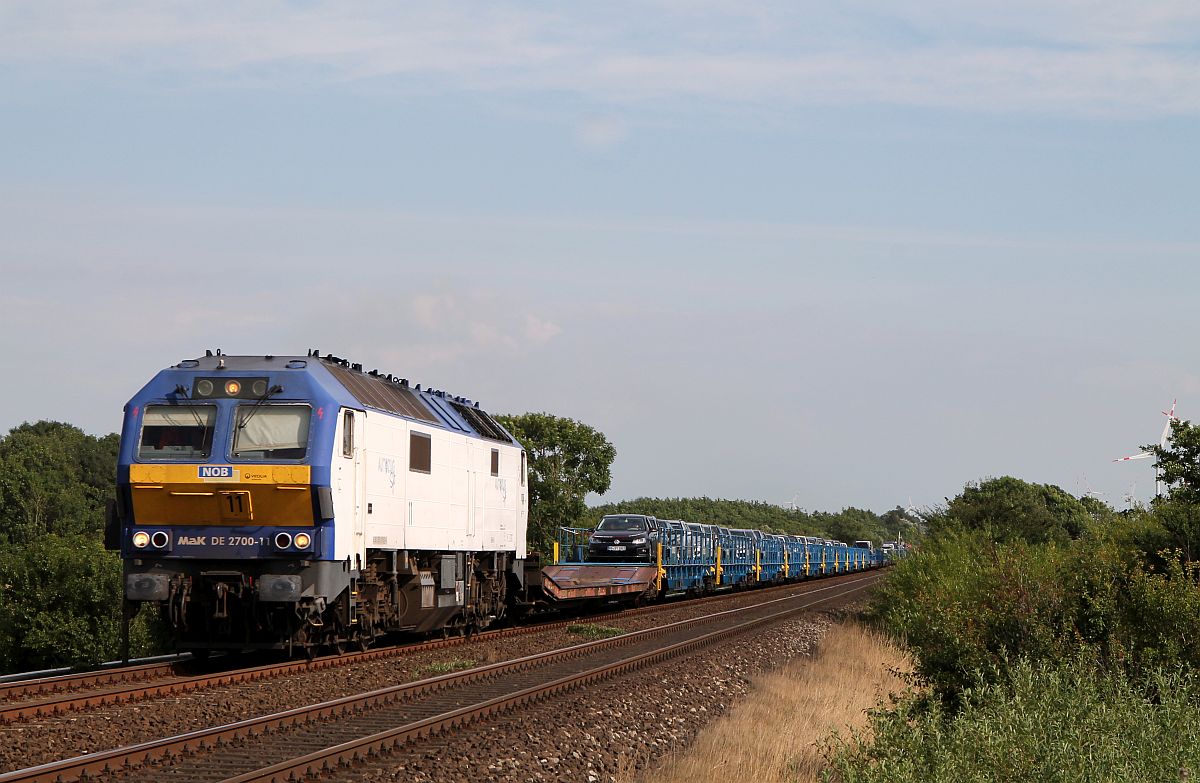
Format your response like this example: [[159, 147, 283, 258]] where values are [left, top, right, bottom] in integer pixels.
[[139, 405, 216, 460], [596, 516, 647, 532]]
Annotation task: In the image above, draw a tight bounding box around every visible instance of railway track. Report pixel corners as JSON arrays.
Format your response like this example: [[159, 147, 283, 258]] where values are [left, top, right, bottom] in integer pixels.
[[0, 571, 881, 783], [0, 569, 879, 724]]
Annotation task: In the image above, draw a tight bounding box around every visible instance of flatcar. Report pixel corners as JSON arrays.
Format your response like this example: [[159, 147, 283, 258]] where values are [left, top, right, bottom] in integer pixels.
[[108, 351, 528, 655], [538, 516, 890, 607]]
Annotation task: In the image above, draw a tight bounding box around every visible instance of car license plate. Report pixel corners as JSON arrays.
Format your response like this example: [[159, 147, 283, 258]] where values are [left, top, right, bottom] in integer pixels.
[[608, 545, 626, 551]]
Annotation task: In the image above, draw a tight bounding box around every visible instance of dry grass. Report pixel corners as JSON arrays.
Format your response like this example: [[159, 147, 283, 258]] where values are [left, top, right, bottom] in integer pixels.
[[625, 622, 912, 783]]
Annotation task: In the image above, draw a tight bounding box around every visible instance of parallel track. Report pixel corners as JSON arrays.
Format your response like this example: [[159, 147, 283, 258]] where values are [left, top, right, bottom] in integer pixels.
[[1, 572, 881, 783], [0, 568, 883, 723]]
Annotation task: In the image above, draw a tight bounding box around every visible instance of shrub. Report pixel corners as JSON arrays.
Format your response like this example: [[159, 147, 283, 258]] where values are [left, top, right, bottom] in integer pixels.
[[868, 531, 1075, 703], [825, 657, 1200, 782]]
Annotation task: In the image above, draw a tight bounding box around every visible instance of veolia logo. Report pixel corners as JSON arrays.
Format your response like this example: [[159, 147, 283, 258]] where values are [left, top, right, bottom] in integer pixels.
[[198, 466, 234, 479]]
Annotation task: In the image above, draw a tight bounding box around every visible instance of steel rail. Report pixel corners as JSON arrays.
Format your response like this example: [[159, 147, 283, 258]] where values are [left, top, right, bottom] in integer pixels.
[[0, 653, 187, 687], [0, 568, 880, 723], [230, 575, 879, 783], [0, 662, 178, 703], [0, 572, 880, 783]]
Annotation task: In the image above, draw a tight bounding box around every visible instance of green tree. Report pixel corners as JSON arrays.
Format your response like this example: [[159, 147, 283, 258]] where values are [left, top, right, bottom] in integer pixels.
[[495, 413, 617, 555], [0, 421, 118, 543], [939, 476, 1090, 544], [0, 421, 162, 671], [1150, 418, 1200, 505], [815, 507, 891, 544], [879, 506, 926, 545], [1143, 418, 1200, 560]]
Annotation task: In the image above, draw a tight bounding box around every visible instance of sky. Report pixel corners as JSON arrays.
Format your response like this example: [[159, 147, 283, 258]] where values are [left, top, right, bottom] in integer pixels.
[[1, 1, 1198, 513]]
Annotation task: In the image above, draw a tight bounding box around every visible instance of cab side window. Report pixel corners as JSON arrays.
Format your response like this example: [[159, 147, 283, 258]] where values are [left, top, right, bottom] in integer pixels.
[[342, 410, 354, 457]]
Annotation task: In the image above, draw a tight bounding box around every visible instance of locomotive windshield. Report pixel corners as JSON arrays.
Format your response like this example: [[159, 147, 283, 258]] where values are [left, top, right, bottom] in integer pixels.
[[139, 405, 216, 459], [232, 404, 311, 460], [596, 515, 648, 532]]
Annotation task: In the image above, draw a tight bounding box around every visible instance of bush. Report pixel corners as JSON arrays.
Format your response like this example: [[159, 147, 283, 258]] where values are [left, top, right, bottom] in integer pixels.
[[825, 657, 1200, 782], [0, 534, 161, 670], [868, 531, 1075, 702]]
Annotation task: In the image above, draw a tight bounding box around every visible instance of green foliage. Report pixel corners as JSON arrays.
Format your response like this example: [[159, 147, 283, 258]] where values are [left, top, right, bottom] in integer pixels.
[[1149, 496, 1200, 562], [1118, 554, 1200, 672], [1131, 418, 1200, 559], [0, 421, 118, 543], [422, 659, 477, 675], [0, 421, 162, 672], [566, 623, 625, 639], [937, 476, 1090, 544], [870, 476, 1200, 702], [494, 412, 617, 555], [1151, 418, 1200, 506], [825, 658, 1200, 783], [869, 532, 1070, 701], [832, 473, 1200, 778], [0, 533, 160, 670]]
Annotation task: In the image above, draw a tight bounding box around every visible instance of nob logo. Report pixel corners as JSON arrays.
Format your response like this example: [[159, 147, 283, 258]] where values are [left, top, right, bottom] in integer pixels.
[[198, 466, 234, 479]]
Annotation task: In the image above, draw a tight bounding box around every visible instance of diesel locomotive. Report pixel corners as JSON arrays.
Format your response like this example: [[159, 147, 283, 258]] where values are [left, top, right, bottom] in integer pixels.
[[108, 351, 528, 655]]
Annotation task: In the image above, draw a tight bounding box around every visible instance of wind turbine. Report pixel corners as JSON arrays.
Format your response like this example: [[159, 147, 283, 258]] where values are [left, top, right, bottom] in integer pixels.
[[1123, 482, 1139, 511], [1077, 475, 1108, 503], [1113, 399, 1177, 497]]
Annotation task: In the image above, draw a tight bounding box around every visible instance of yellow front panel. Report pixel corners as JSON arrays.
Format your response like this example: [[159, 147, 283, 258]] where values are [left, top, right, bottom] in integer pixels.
[[129, 464, 314, 527]]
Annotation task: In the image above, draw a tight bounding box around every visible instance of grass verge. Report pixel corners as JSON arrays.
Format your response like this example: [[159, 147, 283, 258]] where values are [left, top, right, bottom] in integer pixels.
[[624, 621, 912, 783], [421, 658, 476, 675]]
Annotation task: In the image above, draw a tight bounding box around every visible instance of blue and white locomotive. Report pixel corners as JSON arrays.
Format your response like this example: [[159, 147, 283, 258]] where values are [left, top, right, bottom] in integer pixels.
[[109, 351, 528, 654]]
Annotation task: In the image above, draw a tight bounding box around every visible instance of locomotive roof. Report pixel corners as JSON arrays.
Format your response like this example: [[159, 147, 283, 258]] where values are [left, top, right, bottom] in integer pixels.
[[164, 353, 515, 445]]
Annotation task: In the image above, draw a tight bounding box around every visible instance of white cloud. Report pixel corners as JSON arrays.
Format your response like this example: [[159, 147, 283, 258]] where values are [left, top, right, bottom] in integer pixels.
[[523, 314, 563, 344], [574, 115, 629, 150], [347, 289, 563, 367], [1, 1, 1198, 116]]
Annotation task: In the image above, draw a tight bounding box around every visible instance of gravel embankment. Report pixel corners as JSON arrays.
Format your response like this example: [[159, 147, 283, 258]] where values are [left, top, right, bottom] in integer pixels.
[[0, 584, 849, 772], [343, 612, 842, 783]]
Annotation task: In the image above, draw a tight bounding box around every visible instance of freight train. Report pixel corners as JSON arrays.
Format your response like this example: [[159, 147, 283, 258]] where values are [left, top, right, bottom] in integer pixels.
[[108, 352, 889, 656]]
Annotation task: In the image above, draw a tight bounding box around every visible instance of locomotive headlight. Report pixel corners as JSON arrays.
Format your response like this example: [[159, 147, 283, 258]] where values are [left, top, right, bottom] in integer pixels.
[[251, 379, 268, 396], [132, 531, 150, 548], [150, 531, 170, 549], [293, 532, 312, 550], [195, 379, 214, 397], [225, 380, 242, 396], [274, 532, 293, 549]]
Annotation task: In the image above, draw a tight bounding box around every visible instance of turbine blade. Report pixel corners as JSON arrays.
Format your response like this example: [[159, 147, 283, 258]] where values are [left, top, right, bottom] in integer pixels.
[[1156, 398, 1180, 448], [1113, 452, 1154, 462]]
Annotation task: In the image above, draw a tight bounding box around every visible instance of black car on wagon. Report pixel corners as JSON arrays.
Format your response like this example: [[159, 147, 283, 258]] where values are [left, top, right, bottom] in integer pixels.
[[587, 514, 661, 562]]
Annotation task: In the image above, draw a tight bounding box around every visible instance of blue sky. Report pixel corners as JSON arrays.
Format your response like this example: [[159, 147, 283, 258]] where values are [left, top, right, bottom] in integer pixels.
[[2, 1, 1198, 512]]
